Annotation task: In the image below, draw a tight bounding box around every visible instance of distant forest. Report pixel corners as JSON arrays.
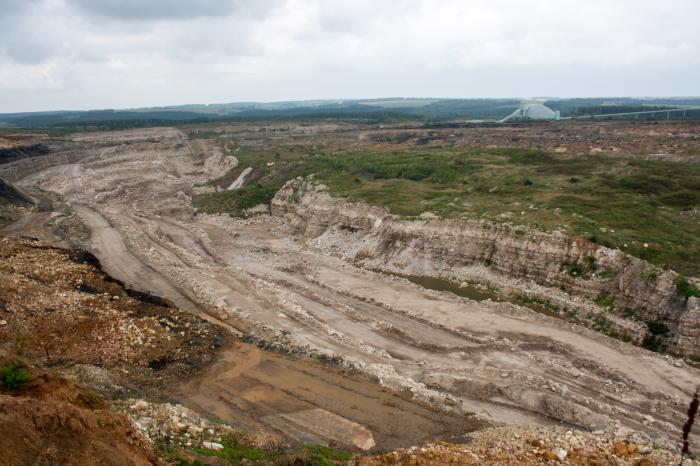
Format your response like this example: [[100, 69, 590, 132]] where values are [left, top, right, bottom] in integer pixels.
[[2, 97, 700, 130]]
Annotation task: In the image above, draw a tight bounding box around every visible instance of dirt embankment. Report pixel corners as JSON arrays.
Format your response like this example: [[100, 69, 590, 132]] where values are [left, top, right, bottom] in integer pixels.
[[0, 236, 229, 395], [272, 178, 700, 358], [0, 178, 35, 227], [0, 351, 160, 466]]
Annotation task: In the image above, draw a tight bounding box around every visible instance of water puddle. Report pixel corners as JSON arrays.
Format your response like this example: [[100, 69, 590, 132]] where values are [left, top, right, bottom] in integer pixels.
[[386, 272, 499, 302]]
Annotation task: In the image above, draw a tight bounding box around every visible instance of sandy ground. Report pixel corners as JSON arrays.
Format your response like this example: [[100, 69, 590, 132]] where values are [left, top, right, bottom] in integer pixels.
[[2, 126, 698, 451]]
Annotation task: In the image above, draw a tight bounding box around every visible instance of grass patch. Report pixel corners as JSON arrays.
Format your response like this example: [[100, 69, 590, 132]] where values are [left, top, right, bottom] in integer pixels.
[[193, 182, 282, 216], [594, 294, 616, 312], [641, 270, 658, 285], [561, 256, 597, 278], [599, 268, 618, 280], [676, 275, 700, 299], [179, 436, 353, 466], [192, 143, 700, 276], [515, 295, 560, 316]]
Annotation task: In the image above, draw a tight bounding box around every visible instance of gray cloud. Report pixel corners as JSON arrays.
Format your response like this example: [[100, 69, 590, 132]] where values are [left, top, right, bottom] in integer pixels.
[[0, 0, 698, 112], [65, 0, 278, 20]]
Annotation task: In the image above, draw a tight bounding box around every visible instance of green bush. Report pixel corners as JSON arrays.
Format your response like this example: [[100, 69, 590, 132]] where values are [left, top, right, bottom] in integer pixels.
[[561, 262, 582, 277], [582, 255, 597, 272], [676, 276, 700, 299], [0, 362, 31, 389], [594, 294, 616, 311], [599, 268, 618, 280]]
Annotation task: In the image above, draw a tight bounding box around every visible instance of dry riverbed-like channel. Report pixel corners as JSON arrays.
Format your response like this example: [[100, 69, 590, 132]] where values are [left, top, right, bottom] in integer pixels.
[[1, 126, 698, 455]]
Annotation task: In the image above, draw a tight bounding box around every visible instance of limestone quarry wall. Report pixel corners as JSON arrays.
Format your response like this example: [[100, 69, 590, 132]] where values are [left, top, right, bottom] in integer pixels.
[[272, 178, 699, 358]]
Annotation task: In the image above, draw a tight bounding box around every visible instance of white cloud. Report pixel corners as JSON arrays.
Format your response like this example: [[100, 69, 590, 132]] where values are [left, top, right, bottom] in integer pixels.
[[0, 0, 698, 112]]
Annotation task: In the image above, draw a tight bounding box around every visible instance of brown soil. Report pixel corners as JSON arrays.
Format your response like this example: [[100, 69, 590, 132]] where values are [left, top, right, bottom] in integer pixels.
[[0, 236, 229, 395], [0, 351, 160, 466], [173, 341, 487, 452]]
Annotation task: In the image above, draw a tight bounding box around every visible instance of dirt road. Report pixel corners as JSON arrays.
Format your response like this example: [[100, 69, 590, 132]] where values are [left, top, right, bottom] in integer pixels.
[[2, 126, 698, 450]]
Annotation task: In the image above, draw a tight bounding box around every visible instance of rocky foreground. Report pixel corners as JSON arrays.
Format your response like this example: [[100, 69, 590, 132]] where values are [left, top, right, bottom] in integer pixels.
[[0, 234, 697, 465], [358, 425, 700, 466], [0, 236, 228, 395]]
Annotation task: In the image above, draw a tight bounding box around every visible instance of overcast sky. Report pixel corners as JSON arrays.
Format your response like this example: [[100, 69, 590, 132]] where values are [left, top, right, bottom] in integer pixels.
[[1, 0, 699, 112]]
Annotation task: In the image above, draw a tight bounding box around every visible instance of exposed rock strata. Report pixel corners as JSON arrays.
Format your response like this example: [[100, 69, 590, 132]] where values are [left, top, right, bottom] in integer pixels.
[[272, 178, 700, 358]]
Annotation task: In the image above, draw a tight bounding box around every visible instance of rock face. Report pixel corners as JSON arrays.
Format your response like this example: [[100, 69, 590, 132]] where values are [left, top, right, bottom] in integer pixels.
[[272, 178, 699, 358]]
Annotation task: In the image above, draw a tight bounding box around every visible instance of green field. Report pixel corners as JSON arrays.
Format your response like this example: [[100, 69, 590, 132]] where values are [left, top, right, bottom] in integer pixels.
[[194, 145, 700, 277]]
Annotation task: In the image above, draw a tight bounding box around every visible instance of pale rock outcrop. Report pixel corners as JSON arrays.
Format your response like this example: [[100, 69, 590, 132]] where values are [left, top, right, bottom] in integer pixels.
[[272, 177, 699, 357]]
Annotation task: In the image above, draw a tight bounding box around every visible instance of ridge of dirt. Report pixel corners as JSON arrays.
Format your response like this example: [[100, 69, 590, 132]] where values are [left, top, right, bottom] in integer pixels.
[[0, 351, 161, 466]]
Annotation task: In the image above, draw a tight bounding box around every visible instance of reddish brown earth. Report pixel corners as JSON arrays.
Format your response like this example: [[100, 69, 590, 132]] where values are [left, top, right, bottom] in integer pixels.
[[0, 351, 161, 466]]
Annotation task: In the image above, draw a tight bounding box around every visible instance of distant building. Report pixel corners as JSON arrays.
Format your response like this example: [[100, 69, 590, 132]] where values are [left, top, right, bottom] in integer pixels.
[[500, 103, 560, 122]]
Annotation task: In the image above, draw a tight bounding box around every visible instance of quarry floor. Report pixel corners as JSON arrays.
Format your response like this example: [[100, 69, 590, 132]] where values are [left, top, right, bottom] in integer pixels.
[[1, 125, 698, 453]]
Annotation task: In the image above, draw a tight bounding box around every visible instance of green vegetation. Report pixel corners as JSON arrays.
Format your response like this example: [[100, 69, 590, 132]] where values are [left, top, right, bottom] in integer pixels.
[[191, 438, 274, 463], [594, 294, 616, 312], [193, 183, 282, 216], [150, 436, 352, 466], [160, 436, 355, 466], [194, 144, 700, 276], [676, 275, 700, 299], [641, 270, 658, 285], [642, 335, 665, 353], [515, 295, 560, 317], [646, 321, 670, 335], [183, 437, 352, 466], [599, 268, 618, 280], [0, 362, 31, 389], [588, 316, 632, 343]]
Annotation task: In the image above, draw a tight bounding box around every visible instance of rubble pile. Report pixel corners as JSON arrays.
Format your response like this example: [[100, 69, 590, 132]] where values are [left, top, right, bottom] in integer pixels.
[[357, 425, 699, 466], [114, 399, 275, 451], [0, 236, 229, 394]]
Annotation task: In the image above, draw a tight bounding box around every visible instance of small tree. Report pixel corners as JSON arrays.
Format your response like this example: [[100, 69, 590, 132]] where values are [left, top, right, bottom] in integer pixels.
[[0, 362, 32, 390]]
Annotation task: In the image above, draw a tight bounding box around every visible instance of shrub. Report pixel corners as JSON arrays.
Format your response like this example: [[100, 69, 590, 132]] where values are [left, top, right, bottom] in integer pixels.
[[646, 321, 670, 335], [642, 336, 664, 353], [582, 255, 597, 272], [676, 276, 700, 299], [561, 262, 582, 277], [0, 362, 31, 389], [561, 256, 597, 278], [594, 294, 616, 312]]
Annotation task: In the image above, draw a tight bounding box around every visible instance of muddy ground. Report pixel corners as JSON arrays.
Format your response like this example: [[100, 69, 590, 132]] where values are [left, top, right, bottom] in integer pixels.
[[1, 123, 699, 453]]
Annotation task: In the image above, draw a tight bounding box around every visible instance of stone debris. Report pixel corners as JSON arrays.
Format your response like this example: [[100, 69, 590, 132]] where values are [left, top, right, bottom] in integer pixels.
[[356, 425, 700, 465], [0, 236, 229, 394], [114, 398, 274, 451]]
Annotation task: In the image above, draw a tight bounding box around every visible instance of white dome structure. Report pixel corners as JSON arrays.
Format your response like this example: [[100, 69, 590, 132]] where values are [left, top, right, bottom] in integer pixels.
[[500, 103, 560, 122]]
